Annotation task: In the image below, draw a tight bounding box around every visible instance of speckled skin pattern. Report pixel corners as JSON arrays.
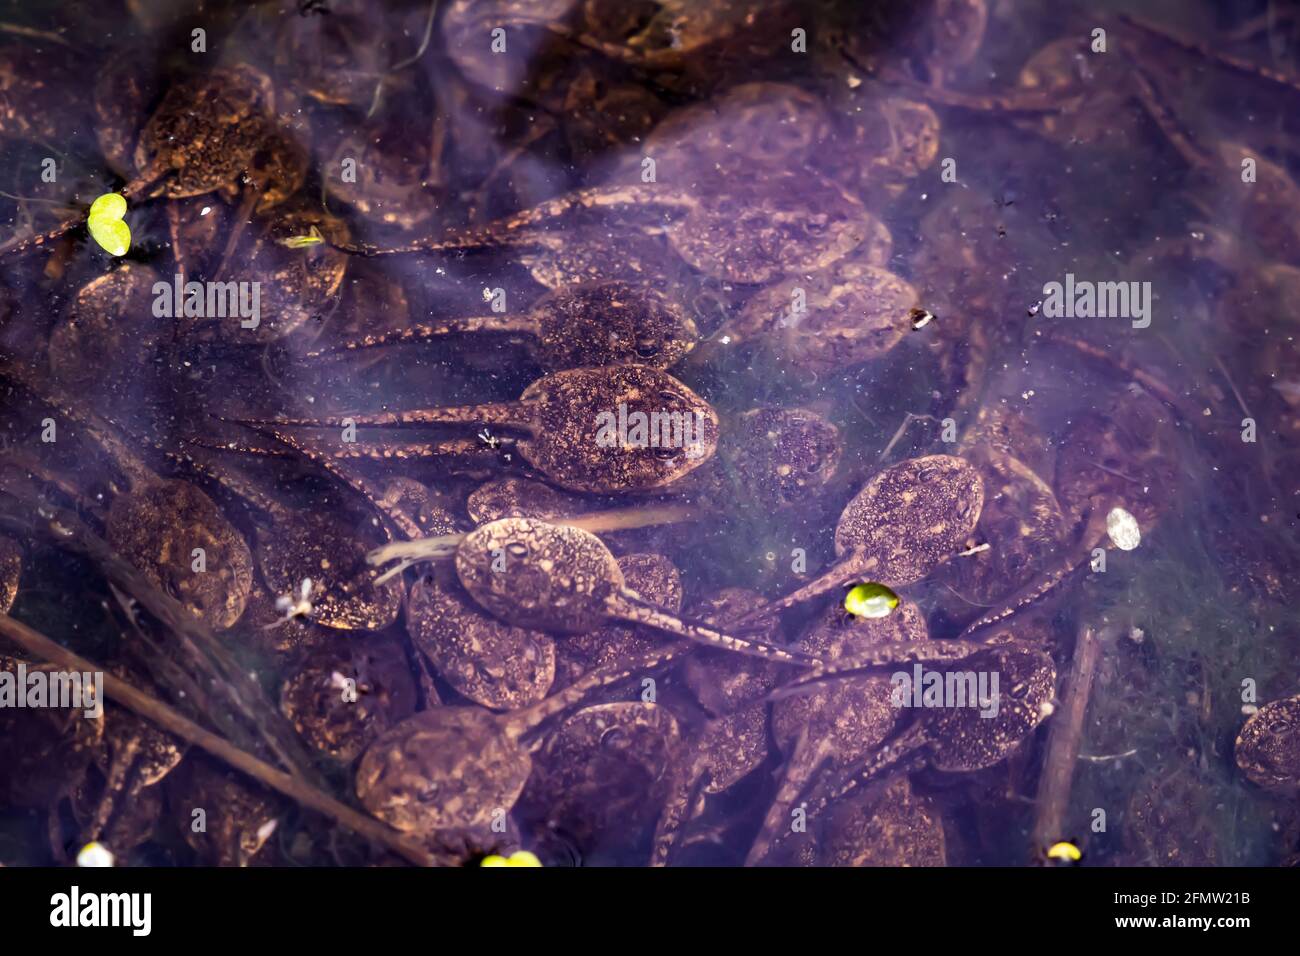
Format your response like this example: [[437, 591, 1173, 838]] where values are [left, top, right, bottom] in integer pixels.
[[134, 65, 275, 198], [937, 448, 1066, 607], [522, 702, 682, 846], [815, 776, 947, 867], [555, 553, 682, 688], [831, 97, 941, 202], [257, 508, 401, 631], [518, 227, 689, 291], [1236, 695, 1300, 788], [466, 477, 589, 524], [924, 643, 1056, 772], [833, 453, 985, 587], [1123, 764, 1221, 866], [667, 167, 881, 285], [645, 82, 834, 176], [733, 263, 916, 373], [407, 566, 557, 710], [520, 365, 719, 493], [168, 756, 283, 866], [355, 706, 530, 833], [530, 281, 698, 371], [718, 407, 842, 510], [106, 479, 253, 630], [773, 601, 929, 765], [279, 635, 417, 762], [456, 518, 624, 633]]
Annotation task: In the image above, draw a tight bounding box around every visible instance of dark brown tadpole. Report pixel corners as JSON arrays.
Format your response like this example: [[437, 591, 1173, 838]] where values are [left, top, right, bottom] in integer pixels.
[[643, 82, 835, 178], [651, 588, 781, 865], [355, 645, 687, 834], [332, 182, 695, 257], [808, 776, 947, 867], [75, 663, 186, 852], [167, 755, 286, 867], [742, 454, 985, 620], [466, 477, 593, 525], [406, 565, 557, 710], [663, 166, 885, 285], [455, 518, 822, 666], [520, 701, 682, 850], [251, 495, 403, 633], [0, 655, 105, 831], [515, 226, 689, 290], [310, 281, 698, 371], [702, 407, 842, 512], [182, 201, 351, 344], [1236, 696, 1300, 789], [279, 635, 418, 763], [106, 479, 255, 631], [240, 365, 720, 494], [3, 65, 303, 261], [768, 643, 1056, 859], [745, 601, 929, 866], [555, 553, 683, 688], [717, 262, 917, 373], [935, 433, 1067, 614], [2, 372, 255, 630], [47, 263, 163, 394]]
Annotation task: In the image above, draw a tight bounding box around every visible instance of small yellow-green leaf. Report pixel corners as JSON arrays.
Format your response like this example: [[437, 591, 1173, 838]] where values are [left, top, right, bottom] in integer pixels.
[[87, 192, 130, 256], [88, 192, 127, 223], [844, 582, 899, 619], [89, 218, 131, 257]]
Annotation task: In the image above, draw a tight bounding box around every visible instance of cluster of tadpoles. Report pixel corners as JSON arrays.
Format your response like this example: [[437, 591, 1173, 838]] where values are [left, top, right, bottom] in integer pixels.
[[2, 2, 1299, 867]]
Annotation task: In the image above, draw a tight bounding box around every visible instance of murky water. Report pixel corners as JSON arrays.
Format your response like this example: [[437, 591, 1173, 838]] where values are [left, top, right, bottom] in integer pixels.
[[0, 0, 1298, 867]]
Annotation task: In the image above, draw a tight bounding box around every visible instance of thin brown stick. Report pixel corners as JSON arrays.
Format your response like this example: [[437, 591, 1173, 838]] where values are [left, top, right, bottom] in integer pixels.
[[1031, 624, 1107, 856], [0, 480, 317, 783], [0, 614, 434, 867], [1121, 13, 1300, 96]]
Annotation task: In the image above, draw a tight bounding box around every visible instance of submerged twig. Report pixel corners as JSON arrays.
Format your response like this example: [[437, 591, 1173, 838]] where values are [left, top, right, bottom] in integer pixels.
[[0, 614, 434, 867], [1078, 749, 1137, 763], [1031, 624, 1108, 857], [1214, 355, 1252, 420], [878, 412, 939, 461], [0, 478, 320, 787]]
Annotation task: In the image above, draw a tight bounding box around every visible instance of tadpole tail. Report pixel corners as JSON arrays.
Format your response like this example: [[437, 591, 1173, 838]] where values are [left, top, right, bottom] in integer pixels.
[[610, 592, 825, 667], [791, 638, 1001, 686], [230, 401, 529, 429], [513, 643, 690, 736], [649, 733, 714, 867], [744, 733, 834, 867], [733, 554, 867, 627], [766, 726, 929, 860], [306, 316, 535, 358]]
